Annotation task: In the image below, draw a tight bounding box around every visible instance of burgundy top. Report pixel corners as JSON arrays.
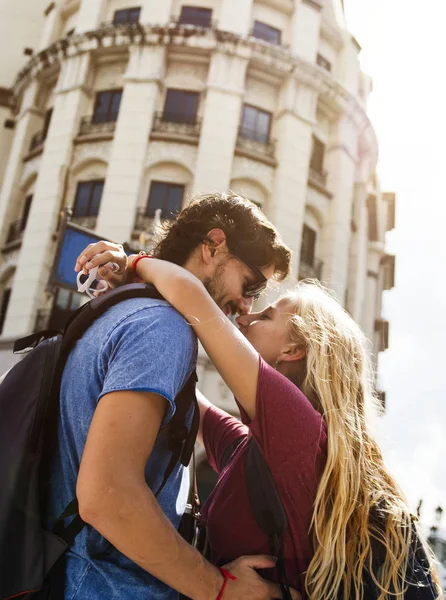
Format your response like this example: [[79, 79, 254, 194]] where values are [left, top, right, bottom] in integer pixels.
[[201, 359, 327, 597]]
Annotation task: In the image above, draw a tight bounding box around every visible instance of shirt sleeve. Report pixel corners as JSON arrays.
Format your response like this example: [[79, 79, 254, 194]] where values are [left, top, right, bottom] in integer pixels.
[[202, 404, 248, 474], [99, 304, 197, 426], [241, 358, 327, 473]]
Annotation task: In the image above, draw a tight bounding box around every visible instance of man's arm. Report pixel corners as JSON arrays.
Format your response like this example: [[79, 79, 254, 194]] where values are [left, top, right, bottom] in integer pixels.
[[76, 390, 288, 600]]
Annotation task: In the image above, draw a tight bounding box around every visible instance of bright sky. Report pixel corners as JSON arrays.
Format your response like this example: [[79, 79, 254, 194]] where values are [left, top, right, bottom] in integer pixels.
[[343, 0, 446, 532]]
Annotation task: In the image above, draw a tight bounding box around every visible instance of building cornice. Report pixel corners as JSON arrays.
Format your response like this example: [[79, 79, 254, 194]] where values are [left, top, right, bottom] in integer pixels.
[[0, 87, 14, 109], [302, 0, 324, 12], [12, 23, 377, 159]]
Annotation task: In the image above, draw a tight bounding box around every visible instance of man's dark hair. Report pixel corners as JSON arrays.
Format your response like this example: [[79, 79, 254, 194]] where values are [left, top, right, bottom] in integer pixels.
[[152, 193, 291, 281]]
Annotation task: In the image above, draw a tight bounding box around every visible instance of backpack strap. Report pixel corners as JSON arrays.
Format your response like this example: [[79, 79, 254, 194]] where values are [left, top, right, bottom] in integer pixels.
[[154, 370, 199, 497], [245, 437, 292, 600]]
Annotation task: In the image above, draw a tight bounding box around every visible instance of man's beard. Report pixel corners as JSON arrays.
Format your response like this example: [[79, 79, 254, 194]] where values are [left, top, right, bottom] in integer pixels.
[[203, 262, 237, 315]]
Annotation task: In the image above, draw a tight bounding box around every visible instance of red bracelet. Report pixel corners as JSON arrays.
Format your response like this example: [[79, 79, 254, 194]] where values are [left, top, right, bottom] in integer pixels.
[[131, 253, 154, 275], [216, 567, 237, 600]]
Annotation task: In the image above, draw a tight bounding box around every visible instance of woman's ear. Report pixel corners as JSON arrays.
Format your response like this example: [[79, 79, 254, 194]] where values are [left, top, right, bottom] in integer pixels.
[[278, 344, 306, 363]]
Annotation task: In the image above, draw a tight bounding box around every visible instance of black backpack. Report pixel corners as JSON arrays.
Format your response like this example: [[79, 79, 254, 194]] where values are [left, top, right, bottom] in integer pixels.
[[0, 284, 198, 600], [221, 437, 439, 600]]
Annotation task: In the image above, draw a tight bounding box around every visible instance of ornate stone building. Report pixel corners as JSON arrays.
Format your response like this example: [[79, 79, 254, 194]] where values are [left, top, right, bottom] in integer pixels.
[[0, 0, 395, 426]]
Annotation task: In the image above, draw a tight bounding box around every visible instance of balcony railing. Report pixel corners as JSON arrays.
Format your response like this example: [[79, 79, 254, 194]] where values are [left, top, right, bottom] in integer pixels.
[[309, 167, 328, 188], [173, 17, 218, 29], [152, 112, 202, 138], [5, 219, 26, 245], [79, 116, 116, 137], [299, 258, 323, 281], [71, 215, 97, 230], [236, 128, 276, 160], [29, 131, 46, 152]]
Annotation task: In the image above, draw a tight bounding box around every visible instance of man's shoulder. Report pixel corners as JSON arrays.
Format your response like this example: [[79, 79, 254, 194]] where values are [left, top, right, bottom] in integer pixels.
[[102, 297, 196, 343]]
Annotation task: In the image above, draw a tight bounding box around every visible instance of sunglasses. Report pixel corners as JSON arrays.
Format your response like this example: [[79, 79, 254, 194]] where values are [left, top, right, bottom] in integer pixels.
[[203, 237, 268, 299], [230, 248, 268, 299]]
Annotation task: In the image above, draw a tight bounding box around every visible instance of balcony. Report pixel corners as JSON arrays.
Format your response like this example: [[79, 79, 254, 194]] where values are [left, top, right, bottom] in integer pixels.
[[375, 318, 389, 352], [70, 215, 97, 230], [298, 258, 323, 281], [78, 116, 116, 138], [29, 131, 46, 153], [235, 128, 276, 165], [309, 167, 328, 188], [150, 112, 202, 143], [3, 218, 26, 252]]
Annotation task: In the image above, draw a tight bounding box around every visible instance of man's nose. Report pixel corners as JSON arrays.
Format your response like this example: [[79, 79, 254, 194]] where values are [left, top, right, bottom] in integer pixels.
[[237, 296, 254, 315]]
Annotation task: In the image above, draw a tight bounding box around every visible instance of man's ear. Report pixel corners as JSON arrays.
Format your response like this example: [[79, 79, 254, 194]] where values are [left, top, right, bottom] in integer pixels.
[[278, 344, 306, 363], [201, 228, 227, 265]]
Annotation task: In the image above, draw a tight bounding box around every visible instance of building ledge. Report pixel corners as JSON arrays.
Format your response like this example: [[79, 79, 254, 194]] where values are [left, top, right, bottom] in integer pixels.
[[234, 146, 277, 167], [1, 240, 22, 254], [307, 175, 333, 199], [23, 146, 44, 162], [74, 133, 114, 144]]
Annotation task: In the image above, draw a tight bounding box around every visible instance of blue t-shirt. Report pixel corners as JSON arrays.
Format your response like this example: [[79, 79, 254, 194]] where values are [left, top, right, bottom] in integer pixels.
[[45, 297, 197, 600]]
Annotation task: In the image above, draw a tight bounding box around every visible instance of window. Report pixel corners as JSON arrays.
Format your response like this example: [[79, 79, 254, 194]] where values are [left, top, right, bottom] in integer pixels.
[[310, 136, 325, 174], [73, 181, 104, 218], [42, 108, 53, 139], [316, 54, 332, 72], [49, 288, 83, 330], [300, 225, 317, 267], [113, 7, 141, 24], [163, 89, 199, 124], [146, 181, 184, 220], [179, 6, 212, 27], [252, 21, 281, 45], [0, 289, 11, 334], [21, 194, 33, 230], [240, 104, 272, 144], [93, 90, 123, 123]]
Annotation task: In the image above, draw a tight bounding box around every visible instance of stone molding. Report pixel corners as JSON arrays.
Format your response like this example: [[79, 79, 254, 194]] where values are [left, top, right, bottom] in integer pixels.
[[12, 22, 375, 141], [302, 0, 324, 12]]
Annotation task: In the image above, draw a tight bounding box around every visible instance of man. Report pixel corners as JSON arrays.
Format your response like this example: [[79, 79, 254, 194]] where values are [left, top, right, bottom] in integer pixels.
[[48, 193, 292, 599]]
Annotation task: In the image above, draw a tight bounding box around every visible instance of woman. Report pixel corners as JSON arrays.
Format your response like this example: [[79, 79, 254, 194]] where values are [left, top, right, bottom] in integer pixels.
[[77, 245, 442, 600]]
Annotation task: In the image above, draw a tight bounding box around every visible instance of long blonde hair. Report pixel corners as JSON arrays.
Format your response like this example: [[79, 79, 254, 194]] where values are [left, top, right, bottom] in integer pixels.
[[280, 281, 442, 599]]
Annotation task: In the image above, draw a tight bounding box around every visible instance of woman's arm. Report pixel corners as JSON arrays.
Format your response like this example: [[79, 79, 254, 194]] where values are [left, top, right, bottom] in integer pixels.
[[138, 259, 260, 420]]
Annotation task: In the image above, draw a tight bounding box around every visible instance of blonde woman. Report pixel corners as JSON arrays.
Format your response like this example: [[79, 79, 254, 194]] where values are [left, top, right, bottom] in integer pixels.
[[79, 243, 442, 600]]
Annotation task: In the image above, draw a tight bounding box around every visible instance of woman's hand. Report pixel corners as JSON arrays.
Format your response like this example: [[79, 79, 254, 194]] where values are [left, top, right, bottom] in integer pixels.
[[75, 241, 131, 289]]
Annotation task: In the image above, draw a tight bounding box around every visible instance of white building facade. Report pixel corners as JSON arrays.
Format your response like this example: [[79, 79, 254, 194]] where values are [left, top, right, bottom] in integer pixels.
[[0, 0, 395, 420]]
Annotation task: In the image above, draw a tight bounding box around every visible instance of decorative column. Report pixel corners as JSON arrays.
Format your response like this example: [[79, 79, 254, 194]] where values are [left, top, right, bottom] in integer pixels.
[[291, 0, 323, 62], [38, 2, 62, 51], [0, 81, 41, 242], [76, 0, 108, 33], [140, 0, 174, 24], [363, 242, 384, 356], [219, 0, 254, 36], [318, 117, 357, 302], [346, 178, 369, 323], [193, 51, 248, 193], [3, 54, 91, 337], [268, 77, 316, 277], [96, 46, 165, 242]]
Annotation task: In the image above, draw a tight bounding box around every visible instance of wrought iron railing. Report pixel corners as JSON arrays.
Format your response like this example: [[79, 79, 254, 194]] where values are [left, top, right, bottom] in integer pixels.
[[309, 167, 328, 188], [134, 208, 155, 232], [299, 258, 323, 281], [152, 112, 202, 138], [29, 131, 46, 152], [173, 17, 218, 29], [236, 128, 276, 159], [5, 219, 26, 244], [71, 215, 97, 230], [79, 116, 117, 137]]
